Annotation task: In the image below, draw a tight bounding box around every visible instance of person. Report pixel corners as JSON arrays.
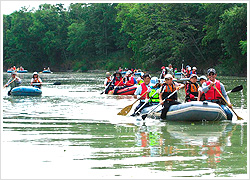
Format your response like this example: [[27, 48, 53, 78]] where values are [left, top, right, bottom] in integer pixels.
[[4, 71, 22, 95], [190, 67, 197, 75], [202, 68, 232, 119], [197, 75, 207, 101], [131, 74, 152, 116], [166, 64, 174, 77], [148, 77, 161, 105], [183, 65, 191, 78], [31, 72, 42, 89], [185, 74, 199, 102], [160, 66, 166, 79], [159, 74, 184, 119], [124, 70, 136, 87], [111, 71, 125, 95], [104, 72, 112, 87]]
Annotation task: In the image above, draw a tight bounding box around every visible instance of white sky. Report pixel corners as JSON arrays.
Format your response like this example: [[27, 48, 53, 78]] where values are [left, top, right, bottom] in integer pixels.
[[1, 1, 74, 15]]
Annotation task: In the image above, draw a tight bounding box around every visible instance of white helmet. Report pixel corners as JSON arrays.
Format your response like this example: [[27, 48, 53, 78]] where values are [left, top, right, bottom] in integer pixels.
[[164, 74, 173, 79], [192, 67, 197, 70], [33, 72, 38, 75]]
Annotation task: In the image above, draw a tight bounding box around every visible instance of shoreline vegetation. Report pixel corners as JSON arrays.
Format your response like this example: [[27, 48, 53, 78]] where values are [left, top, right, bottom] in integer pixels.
[[3, 3, 247, 76]]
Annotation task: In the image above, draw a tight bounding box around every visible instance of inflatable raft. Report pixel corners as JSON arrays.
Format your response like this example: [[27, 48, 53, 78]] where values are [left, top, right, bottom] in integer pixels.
[[11, 86, 42, 96], [140, 101, 232, 121], [107, 86, 137, 95], [17, 70, 28, 73], [42, 70, 52, 73]]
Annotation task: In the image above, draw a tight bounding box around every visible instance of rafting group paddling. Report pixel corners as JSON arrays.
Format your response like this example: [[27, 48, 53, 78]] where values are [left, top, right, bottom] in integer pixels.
[[109, 66, 243, 121]]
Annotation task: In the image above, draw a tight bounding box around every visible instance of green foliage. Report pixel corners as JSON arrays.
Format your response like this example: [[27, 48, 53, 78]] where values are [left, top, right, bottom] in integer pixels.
[[3, 3, 247, 76]]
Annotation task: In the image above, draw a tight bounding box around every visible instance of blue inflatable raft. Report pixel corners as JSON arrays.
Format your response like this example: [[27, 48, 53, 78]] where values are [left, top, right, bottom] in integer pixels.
[[17, 70, 28, 73], [42, 70, 52, 73], [11, 86, 42, 96], [140, 101, 232, 121]]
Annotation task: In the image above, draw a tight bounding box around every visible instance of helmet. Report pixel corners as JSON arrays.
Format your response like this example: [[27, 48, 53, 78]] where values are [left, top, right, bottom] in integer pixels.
[[33, 72, 38, 76], [126, 70, 132, 75], [161, 66, 165, 69], [207, 68, 216, 75], [149, 77, 159, 87], [164, 74, 173, 79], [199, 75, 207, 81], [190, 74, 198, 79], [192, 67, 197, 70]]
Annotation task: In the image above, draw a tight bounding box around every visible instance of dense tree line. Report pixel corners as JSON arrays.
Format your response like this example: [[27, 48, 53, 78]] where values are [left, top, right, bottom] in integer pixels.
[[3, 3, 247, 76]]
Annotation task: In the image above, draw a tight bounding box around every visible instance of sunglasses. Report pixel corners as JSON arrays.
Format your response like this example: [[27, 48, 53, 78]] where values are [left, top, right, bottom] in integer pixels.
[[209, 73, 215, 76]]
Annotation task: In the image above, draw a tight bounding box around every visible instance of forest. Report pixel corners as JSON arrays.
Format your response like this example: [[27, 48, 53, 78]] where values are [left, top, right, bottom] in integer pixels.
[[3, 3, 247, 76]]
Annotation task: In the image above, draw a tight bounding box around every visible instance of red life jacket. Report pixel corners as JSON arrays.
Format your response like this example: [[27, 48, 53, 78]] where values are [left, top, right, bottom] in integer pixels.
[[125, 76, 135, 86], [205, 80, 222, 100], [140, 83, 149, 99], [114, 77, 124, 86]]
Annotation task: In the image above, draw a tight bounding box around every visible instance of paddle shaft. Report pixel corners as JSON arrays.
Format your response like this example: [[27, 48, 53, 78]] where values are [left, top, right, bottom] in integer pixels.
[[142, 89, 178, 120], [131, 90, 148, 106], [4, 78, 16, 88], [135, 90, 158, 114], [213, 85, 242, 120]]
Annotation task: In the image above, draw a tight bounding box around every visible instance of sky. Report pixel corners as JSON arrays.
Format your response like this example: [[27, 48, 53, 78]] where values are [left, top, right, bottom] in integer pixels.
[[1, 1, 73, 15]]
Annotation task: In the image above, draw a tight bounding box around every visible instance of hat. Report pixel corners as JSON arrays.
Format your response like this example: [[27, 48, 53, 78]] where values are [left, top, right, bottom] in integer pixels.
[[207, 68, 216, 75], [164, 74, 173, 79], [186, 65, 190, 68], [126, 70, 132, 75], [199, 75, 207, 81], [161, 66, 165, 69], [192, 67, 197, 70], [33, 72, 38, 75], [190, 74, 198, 79], [11, 71, 17, 75], [143, 73, 151, 79], [105, 72, 111, 77], [149, 77, 159, 87]]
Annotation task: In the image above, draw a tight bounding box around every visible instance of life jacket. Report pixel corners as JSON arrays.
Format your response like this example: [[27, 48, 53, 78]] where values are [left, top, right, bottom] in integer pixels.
[[185, 82, 199, 101], [161, 83, 177, 101], [140, 83, 149, 100], [125, 76, 136, 86], [32, 77, 42, 83], [149, 88, 160, 103], [205, 80, 222, 100], [105, 77, 111, 86], [114, 76, 124, 86], [138, 79, 144, 85]]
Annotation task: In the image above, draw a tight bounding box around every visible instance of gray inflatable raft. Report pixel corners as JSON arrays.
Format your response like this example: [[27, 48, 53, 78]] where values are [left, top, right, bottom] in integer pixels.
[[140, 101, 229, 121]]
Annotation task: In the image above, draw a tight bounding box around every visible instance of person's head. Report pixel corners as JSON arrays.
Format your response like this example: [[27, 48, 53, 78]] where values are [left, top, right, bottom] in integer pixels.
[[143, 74, 151, 85], [114, 71, 121, 78], [168, 64, 172, 68], [189, 74, 198, 83], [199, 75, 207, 85], [126, 70, 132, 77], [161, 66, 165, 70], [11, 71, 17, 77], [186, 65, 190, 70], [207, 68, 217, 81], [149, 77, 159, 88], [164, 74, 173, 85], [106, 72, 111, 78], [33, 72, 38, 78], [192, 67, 197, 72]]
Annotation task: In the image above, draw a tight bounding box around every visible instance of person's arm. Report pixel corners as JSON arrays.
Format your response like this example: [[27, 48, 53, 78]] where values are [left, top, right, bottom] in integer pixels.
[[202, 82, 211, 93], [134, 85, 142, 98], [220, 83, 231, 104]]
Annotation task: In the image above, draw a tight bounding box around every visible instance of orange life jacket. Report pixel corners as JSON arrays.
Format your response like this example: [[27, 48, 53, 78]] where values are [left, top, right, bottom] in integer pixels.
[[161, 83, 177, 101]]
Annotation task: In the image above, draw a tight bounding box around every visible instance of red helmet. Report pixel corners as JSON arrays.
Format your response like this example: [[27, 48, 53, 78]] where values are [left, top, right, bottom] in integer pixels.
[[161, 66, 165, 69]]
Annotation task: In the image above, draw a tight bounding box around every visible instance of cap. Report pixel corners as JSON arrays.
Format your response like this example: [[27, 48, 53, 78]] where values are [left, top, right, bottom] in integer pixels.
[[143, 73, 151, 79], [192, 67, 197, 70], [186, 65, 190, 68], [190, 74, 198, 79], [164, 74, 173, 79], [199, 75, 207, 81], [149, 77, 159, 87], [161, 66, 165, 69], [105, 72, 111, 77], [33, 72, 38, 75], [207, 68, 216, 75], [11, 71, 17, 75]]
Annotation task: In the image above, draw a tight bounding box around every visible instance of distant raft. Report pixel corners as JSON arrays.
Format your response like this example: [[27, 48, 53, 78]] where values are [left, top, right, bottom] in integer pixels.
[[140, 101, 232, 121], [107, 86, 137, 95], [11, 86, 42, 96], [42, 70, 52, 73]]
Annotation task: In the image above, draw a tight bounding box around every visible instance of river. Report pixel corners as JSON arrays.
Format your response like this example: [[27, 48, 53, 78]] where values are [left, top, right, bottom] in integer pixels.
[[1, 72, 248, 178]]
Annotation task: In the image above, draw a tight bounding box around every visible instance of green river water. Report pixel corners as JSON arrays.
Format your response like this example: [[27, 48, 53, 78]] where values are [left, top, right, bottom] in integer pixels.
[[1, 72, 248, 179]]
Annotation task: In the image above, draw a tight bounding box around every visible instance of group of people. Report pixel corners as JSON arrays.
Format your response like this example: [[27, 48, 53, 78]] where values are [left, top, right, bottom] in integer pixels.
[[159, 64, 177, 79], [4, 72, 43, 95], [123, 67, 232, 120], [7, 66, 25, 72], [118, 67, 142, 74], [182, 65, 197, 78]]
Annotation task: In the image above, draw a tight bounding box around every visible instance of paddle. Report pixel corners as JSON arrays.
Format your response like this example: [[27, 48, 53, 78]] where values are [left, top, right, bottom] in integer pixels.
[[213, 85, 243, 120], [226, 85, 243, 94], [117, 91, 148, 116], [32, 82, 61, 86], [141, 89, 178, 120], [108, 76, 126, 95], [100, 76, 114, 95], [3, 78, 16, 89], [134, 90, 159, 115]]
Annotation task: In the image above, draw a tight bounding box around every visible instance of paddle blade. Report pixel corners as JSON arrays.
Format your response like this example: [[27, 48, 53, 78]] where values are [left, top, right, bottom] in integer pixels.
[[117, 104, 133, 116], [108, 90, 114, 95], [237, 116, 243, 120], [53, 82, 61, 85], [141, 114, 148, 120], [231, 85, 243, 93]]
